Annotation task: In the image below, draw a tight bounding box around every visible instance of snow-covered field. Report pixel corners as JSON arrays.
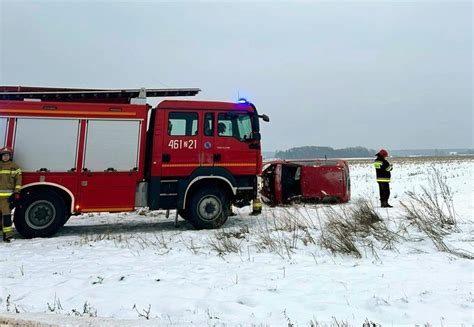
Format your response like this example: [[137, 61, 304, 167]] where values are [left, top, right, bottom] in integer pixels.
[[1, 157, 473, 326]]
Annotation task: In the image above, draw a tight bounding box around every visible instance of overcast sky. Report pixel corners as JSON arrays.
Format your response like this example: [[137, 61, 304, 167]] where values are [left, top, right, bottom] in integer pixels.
[[0, 0, 472, 151]]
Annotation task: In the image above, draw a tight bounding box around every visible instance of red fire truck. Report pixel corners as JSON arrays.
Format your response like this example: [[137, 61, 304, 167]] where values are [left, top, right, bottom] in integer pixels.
[[0, 86, 269, 238]]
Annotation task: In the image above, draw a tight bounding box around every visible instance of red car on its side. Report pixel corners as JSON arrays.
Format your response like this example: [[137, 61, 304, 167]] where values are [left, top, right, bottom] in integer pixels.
[[261, 159, 350, 205]]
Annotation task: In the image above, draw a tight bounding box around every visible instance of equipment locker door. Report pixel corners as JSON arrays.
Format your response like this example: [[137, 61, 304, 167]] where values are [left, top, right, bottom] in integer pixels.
[[77, 120, 142, 212]]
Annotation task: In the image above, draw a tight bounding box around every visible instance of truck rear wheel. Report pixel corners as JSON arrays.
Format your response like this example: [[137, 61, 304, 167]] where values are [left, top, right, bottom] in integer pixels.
[[188, 186, 229, 229], [14, 190, 66, 238]]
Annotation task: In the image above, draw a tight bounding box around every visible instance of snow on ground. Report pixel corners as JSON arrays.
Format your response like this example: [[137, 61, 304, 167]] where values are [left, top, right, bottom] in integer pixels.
[[1, 157, 473, 326]]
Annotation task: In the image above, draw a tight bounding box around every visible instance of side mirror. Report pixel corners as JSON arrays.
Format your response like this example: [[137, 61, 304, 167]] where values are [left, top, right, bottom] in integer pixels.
[[259, 114, 270, 122]]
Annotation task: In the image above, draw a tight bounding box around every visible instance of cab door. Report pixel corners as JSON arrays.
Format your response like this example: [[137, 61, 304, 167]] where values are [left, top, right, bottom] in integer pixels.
[[200, 112, 215, 167], [160, 111, 201, 178], [213, 111, 258, 175]]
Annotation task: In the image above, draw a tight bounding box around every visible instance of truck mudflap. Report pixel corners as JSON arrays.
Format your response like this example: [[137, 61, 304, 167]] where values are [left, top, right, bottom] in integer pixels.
[[261, 159, 350, 205]]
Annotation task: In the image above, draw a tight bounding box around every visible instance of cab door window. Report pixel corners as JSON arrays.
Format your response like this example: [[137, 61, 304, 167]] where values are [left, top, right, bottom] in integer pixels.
[[204, 113, 214, 136], [168, 112, 198, 136], [217, 113, 233, 137], [236, 114, 252, 140], [217, 113, 252, 141]]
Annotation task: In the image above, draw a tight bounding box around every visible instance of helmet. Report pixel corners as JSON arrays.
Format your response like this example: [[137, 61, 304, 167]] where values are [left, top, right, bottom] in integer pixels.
[[0, 146, 13, 156], [377, 148, 388, 158]]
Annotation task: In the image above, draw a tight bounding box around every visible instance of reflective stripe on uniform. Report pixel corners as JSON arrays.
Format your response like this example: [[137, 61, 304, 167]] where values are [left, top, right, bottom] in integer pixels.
[[373, 161, 383, 169], [386, 165, 393, 172], [377, 178, 391, 182], [2, 226, 13, 233], [0, 192, 13, 197], [0, 169, 21, 175]]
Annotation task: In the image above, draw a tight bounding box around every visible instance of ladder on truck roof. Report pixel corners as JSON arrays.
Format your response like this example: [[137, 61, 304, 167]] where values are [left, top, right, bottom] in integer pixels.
[[0, 86, 201, 104]]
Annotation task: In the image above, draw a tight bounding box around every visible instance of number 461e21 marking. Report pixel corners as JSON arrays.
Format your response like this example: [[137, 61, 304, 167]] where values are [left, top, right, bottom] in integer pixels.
[[168, 139, 197, 150]]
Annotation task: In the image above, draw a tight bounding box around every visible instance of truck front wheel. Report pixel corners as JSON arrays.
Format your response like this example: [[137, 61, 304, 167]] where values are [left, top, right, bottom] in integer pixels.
[[188, 187, 229, 229], [178, 209, 189, 221], [14, 190, 66, 238]]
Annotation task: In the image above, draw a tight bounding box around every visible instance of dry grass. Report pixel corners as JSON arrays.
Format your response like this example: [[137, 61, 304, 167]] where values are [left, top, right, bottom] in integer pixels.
[[403, 167, 458, 228], [401, 167, 473, 259], [76, 231, 174, 257], [208, 226, 248, 255], [319, 200, 399, 258], [253, 209, 317, 259], [77, 165, 471, 262]]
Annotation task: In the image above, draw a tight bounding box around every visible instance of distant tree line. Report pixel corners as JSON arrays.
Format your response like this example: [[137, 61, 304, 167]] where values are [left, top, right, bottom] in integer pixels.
[[391, 148, 474, 156], [275, 146, 376, 159]]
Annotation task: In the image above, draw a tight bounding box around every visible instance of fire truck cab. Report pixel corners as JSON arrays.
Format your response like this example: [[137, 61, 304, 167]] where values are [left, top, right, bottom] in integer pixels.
[[0, 86, 268, 238]]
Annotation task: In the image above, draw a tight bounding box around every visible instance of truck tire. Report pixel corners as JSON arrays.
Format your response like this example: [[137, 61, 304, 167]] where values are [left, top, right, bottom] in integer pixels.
[[60, 213, 72, 227], [14, 190, 66, 238], [178, 209, 189, 221], [188, 186, 229, 229]]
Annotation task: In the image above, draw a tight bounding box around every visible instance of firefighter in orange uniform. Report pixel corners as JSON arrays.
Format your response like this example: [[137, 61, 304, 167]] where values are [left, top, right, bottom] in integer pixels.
[[374, 148, 393, 208], [0, 147, 22, 242]]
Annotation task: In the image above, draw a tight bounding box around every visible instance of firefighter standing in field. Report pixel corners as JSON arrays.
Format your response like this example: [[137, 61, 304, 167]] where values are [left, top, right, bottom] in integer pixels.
[[0, 147, 22, 242], [374, 148, 393, 208]]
